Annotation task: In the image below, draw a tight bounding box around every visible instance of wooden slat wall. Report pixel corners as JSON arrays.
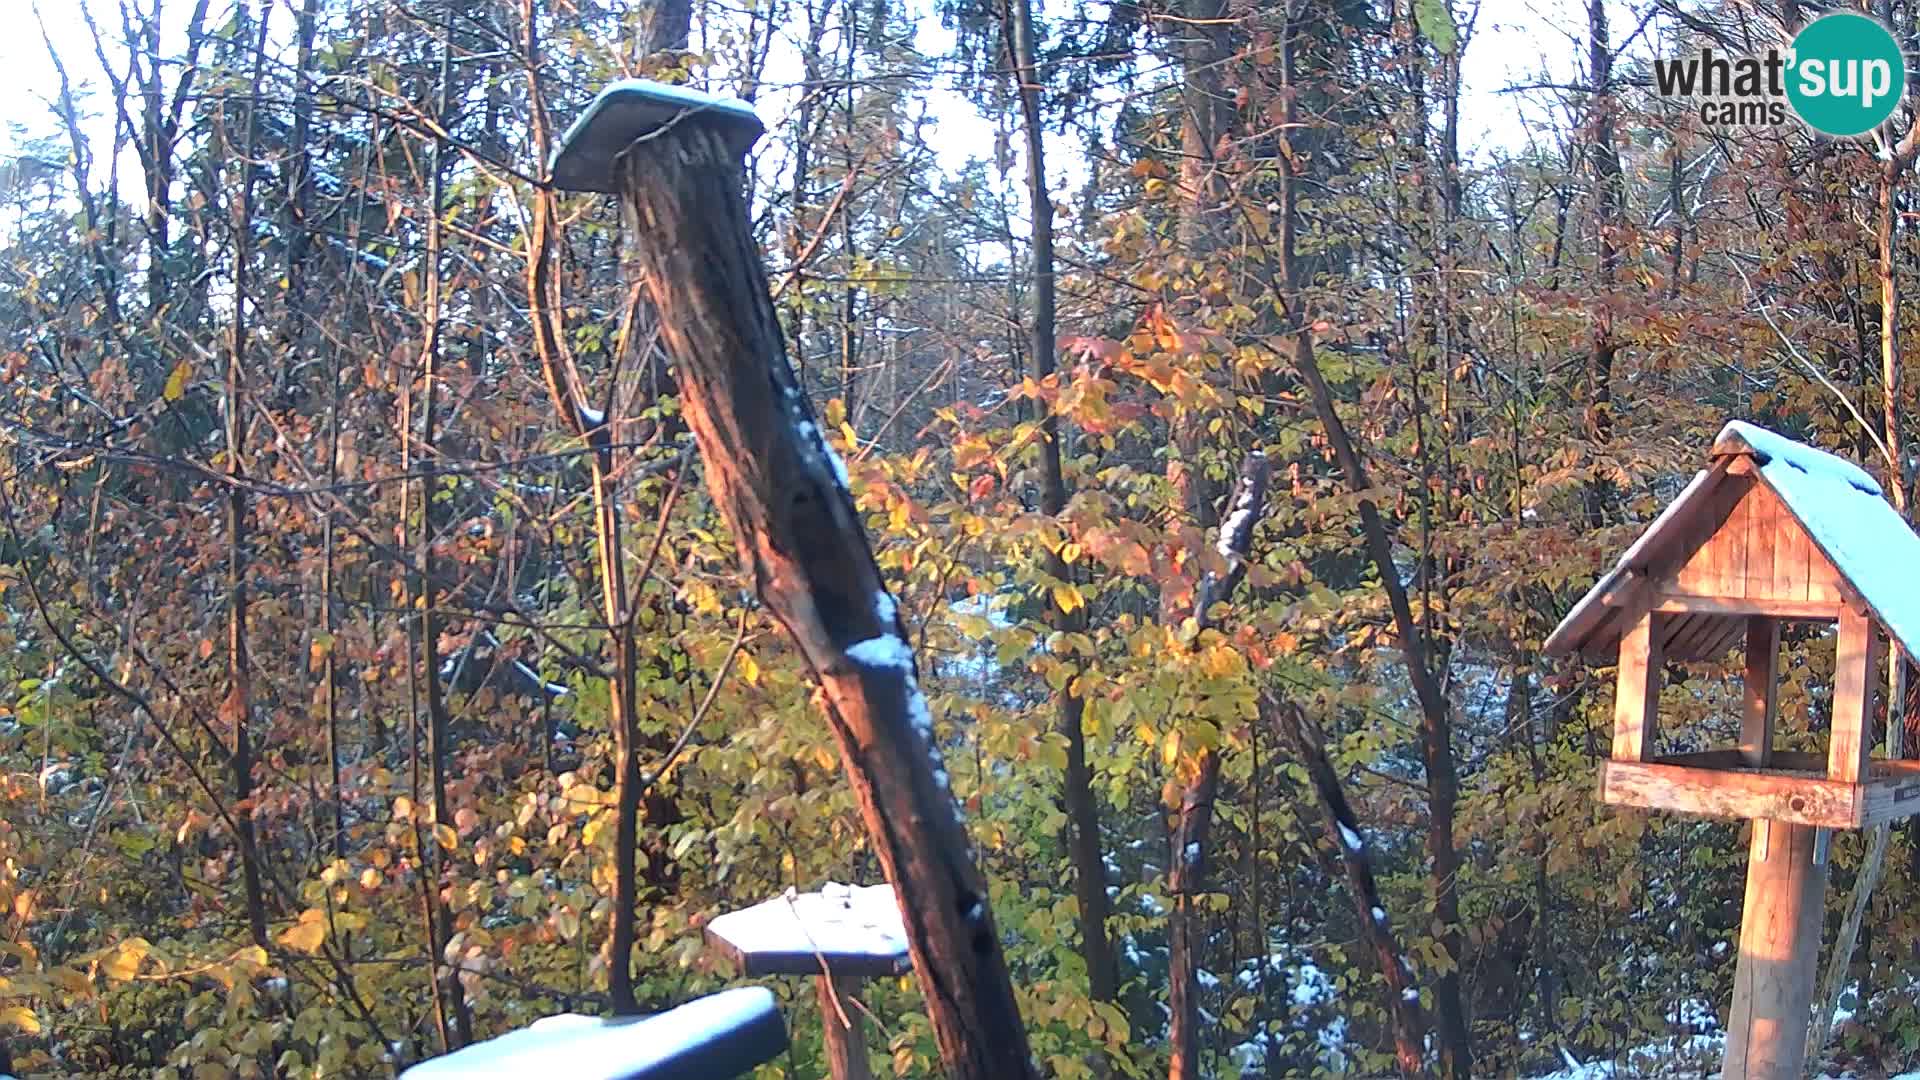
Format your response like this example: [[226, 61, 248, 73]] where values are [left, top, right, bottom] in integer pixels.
[[1663, 479, 1842, 604]]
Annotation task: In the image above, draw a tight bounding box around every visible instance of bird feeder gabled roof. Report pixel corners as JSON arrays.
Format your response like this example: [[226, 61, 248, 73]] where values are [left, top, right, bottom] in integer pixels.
[[1544, 421, 1920, 663]]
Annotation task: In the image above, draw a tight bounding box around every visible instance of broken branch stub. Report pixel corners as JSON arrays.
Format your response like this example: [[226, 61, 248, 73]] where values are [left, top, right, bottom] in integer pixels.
[[549, 81, 1037, 1079]]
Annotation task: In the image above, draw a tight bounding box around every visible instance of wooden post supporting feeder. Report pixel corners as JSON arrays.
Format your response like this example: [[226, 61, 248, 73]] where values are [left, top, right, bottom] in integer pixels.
[[1546, 420, 1920, 1079], [548, 81, 1038, 1079], [707, 882, 912, 1080]]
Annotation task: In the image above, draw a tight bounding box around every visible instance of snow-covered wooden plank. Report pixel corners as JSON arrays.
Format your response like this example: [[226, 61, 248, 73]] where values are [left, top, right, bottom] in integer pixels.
[[548, 80, 763, 193], [706, 883, 911, 978], [399, 987, 786, 1080]]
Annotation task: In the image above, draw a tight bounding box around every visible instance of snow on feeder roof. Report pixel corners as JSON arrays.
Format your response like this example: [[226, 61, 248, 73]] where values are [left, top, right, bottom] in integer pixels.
[[706, 882, 911, 978], [1546, 419, 1920, 665], [548, 80, 764, 193], [398, 986, 785, 1080]]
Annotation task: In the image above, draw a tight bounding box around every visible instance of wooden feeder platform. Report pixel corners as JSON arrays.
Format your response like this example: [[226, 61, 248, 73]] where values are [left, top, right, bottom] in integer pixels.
[[1601, 750, 1920, 828], [704, 882, 909, 1080], [705, 881, 910, 979]]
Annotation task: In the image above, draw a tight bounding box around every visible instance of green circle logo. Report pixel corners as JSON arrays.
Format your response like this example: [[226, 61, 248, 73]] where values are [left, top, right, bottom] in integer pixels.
[[1786, 12, 1906, 136]]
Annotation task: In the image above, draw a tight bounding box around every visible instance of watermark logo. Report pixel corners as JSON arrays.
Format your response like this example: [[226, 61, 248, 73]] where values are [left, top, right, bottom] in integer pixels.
[[1653, 11, 1905, 136]]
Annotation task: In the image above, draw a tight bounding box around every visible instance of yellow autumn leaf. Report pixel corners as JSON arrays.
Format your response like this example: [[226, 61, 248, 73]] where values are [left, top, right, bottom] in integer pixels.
[[1161, 729, 1182, 768], [392, 796, 414, 822], [101, 937, 152, 982], [737, 651, 760, 687], [434, 823, 458, 851], [1053, 584, 1083, 614], [279, 910, 327, 954], [0, 1004, 39, 1034], [162, 360, 191, 401]]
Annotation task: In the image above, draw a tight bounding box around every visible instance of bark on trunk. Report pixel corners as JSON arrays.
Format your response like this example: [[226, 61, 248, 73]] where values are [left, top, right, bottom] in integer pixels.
[[1167, 454, 1270, 1080], [1004, 0, 1121, 1005], [225, 5, 271, 958], [1274, 12, 1471, 1073], [1161, 5, 1241, 1073], [1271, 696, 1428, 1075], [519, 3, 652, 1017], [416, 27, 473, 1048], [610, 123, 1037, 1079], [1583, 0, 1622, 529]]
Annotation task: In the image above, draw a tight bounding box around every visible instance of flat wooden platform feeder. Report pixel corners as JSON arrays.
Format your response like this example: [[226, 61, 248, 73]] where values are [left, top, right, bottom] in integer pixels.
[[1546, 420, 1920, 1079], [705, 882, 908, 1080], [705, 881, 911, 978]]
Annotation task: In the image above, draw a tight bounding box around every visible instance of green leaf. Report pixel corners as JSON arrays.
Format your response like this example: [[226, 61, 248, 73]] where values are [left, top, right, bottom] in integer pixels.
[[1416, 0, 1457, 53]]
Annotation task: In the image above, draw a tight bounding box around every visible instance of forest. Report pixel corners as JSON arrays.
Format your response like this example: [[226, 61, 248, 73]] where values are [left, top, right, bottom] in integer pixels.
[[8, 0, 1920, 1076]]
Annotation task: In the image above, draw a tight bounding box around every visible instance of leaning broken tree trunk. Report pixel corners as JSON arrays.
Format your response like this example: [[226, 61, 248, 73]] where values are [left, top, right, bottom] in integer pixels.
[[555, 85, 1037, 1078], [1271, 695, 1428, 1075], [1167, 452, 1268, 1080]]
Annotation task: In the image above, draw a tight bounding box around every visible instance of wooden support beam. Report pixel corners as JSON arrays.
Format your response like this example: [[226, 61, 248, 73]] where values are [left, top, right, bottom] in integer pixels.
[[563, 84, 1039, 1078], [1723, 819, 1829, 1079], [1650, 594, 1844, 620], [1742, 617, 1779, 767], [1613, 612, 1664, 762], [817, 975, 874, 1080], [1830, 608, 1882, 784]]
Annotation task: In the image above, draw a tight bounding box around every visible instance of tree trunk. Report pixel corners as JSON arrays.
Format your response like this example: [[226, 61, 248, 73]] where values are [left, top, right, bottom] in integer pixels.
[[519, 1, 651, 1017], [1272, 697, 1428, 1075], [416, 25, 472, 1048], [609, 121, 1037, 1079], [1004, 0, 1121, 1006], [224, 4, 272, 958], [1273, 16, 1471, 1068], [1583, 0, 1622, 529], [1166, 455, 1269, 1080]]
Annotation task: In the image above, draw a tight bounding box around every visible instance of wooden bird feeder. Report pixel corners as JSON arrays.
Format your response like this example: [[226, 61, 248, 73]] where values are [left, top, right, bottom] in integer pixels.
[[1546, 420, 1920, 1078], [398, 987, 787, 1080], [706, 883, 910, 1080]]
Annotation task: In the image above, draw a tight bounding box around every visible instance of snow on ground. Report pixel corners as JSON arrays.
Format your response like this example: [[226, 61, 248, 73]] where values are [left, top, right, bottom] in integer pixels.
[[1528, 1035, 1724, 1079]]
